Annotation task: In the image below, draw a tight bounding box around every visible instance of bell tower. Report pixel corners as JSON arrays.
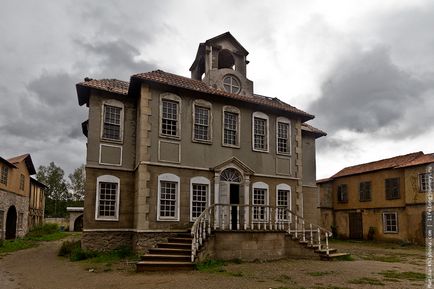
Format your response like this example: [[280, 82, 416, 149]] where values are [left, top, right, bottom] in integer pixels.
[[190, 32, 254, 96]]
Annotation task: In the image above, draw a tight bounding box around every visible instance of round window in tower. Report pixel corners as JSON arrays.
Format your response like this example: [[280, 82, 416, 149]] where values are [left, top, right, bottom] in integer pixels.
[[223, 75, 241, 94]]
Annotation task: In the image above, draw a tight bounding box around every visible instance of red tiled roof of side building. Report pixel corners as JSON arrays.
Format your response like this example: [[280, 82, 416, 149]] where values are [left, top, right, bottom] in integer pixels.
[[131, 70, 314, 121], [76, 78, 129, 106], [331, 152, 424, 179], [396, 153, 434, 168]]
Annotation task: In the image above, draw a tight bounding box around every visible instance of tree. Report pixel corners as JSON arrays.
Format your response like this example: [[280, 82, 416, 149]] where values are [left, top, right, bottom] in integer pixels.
[[68, 164, 85, 201], [36, 162, 69, 217]]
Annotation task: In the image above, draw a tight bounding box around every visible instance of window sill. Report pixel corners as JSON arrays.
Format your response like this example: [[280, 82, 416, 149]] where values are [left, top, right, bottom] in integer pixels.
[[359, 200, 372, 202], [95, 218, 119, 222], [159, 134, 181, 141], [252, 148, 269, 153], [277, 152, 291, 157], [383, 231, 398, 234], [157, 218, 180, 222], [192, 139, 213, 145], [385, 197, 401, 200], [222, 143, 240, 149], [100, 137, 123, 144]]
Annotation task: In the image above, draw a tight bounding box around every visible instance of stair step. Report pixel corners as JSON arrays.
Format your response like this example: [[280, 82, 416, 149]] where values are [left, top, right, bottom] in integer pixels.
[[315, 248, 338, 254], [176, 232, 192, 238], [298, 240, 308, 245], [149, 248, 191, 255], [168, 237, 192, 244], [320, 252, 351, 261], [158, 242, 191, 249], [136, 261, 193, 272], [307, 244, 320, 249], [141, 254, 191, 262]]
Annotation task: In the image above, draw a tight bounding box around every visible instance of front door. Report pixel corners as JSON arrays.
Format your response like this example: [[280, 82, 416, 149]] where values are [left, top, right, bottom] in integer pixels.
[[349, 212, 363, 239], [230, 184, 240, 230], [6, 206, 17, 240]]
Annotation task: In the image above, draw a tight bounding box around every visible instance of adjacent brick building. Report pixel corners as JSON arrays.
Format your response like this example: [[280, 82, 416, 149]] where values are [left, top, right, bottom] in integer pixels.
[[0, 154, 46, 240], [318, 152, 434, 244]]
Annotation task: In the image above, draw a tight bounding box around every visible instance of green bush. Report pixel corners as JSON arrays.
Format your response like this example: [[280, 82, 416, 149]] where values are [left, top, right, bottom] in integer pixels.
[[58, 240, 81, 257], [58, 240, 134, 262]]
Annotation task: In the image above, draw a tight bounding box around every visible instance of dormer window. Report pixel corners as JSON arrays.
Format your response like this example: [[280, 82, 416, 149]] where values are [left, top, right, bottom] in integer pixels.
[[223, 75, 240, 94]]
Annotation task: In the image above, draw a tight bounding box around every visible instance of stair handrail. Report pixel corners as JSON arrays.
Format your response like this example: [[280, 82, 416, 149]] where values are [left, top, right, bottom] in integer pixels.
[[191, 204, 215, 262]]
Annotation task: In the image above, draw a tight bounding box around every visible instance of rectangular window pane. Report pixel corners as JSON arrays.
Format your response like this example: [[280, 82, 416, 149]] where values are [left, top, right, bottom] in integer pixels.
[[277, 122, 289, 153], [192, 184, 207, 219], [277, 190, 289, 220], [102, 105, 121, 140], [253, 188, 266, 221], [337, 184, 348, 203], [160, 181, 177, 218], [359, 181, 371, 201], [385, 178, 400, 199], [0, 166, 8, 185], [254, 117, 267, 150], [420, 173, 434, 192], [224, 112, 238, 145], [383, 212, 398, 233], [194, 106, 210, 141], [162, 100, 178, 136], [98, 182, 118, 217]]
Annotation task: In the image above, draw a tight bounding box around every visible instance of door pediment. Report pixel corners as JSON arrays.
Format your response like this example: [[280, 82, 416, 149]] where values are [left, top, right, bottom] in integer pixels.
[[213, 156, 254, 175]]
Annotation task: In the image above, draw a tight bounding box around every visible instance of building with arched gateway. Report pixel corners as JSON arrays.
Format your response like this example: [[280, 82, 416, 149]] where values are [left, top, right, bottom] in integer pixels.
[[0, 154, 46, 240]]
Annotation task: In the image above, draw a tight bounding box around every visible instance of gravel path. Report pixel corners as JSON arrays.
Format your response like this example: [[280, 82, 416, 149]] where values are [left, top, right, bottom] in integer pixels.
[[0, 238, 427, 289]]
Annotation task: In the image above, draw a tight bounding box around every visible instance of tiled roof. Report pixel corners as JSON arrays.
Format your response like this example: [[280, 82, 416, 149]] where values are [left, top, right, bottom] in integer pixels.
[[331, 152, 424, 178], [0, 156, 17, 168], [77, 78, 129, 95], [397, 153, 434, 168], [132, 70, 314, 121], [301, 123, 327, 137], [7, 153, 36, 175]]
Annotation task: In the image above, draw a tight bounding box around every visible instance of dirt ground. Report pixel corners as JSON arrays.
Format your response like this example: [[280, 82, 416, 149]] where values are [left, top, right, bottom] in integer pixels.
[[0, 237, 428, 289]]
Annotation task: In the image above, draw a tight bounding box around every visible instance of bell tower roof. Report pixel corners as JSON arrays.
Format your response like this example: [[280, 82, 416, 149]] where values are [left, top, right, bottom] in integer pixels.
[[190, 32, 253, 96]]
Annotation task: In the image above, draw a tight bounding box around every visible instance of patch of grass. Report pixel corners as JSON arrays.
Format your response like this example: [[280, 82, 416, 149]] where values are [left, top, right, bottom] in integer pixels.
[[307, 271, 334, 277], [361, 254, 402, 263], [379, 270, 426, 281], [0, 239, 35, 254], [195, 259, 227, 273], [348, 277, 385, 286], [0, 224, 69, 254]]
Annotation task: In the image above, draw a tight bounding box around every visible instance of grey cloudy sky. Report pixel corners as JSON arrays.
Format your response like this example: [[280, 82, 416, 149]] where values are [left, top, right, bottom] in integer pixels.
[[0, 0, 433, 179]]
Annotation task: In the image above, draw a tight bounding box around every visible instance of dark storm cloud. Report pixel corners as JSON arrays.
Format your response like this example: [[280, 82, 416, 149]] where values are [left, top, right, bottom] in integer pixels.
[[76, 39, 156, 80], [308, 46, 434, 139]]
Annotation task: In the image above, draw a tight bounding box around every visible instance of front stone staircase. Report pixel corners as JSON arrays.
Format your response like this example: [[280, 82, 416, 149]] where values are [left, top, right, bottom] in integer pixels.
[[136, 233, 193, 272], [136, 204, 350, 272]]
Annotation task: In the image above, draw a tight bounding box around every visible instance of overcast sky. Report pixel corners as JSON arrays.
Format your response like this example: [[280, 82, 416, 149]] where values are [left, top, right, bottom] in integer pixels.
[[0, 0, 433, 179]]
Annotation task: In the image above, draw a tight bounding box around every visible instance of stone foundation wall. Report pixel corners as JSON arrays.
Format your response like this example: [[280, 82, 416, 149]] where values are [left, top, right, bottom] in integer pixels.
[[81, 231, 133, 251], [208, 231, 317, 262], [132, 232, 178, 254]]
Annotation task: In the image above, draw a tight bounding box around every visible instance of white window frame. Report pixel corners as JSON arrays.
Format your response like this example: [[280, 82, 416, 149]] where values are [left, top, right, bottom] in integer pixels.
[[276, 184, 291, 221], [190, 176, 211, 222], [223, 75, 241, 94], [95, 175, 120, 221], [420, 173, 433, 192], [222, 105, 241, 148], [383, 212, 398, 233], [276, 117, 291, 155], [159, 93, 181, 139], [252, 182, 269, 222], [100, 99, 124, 143], [252, 111, 269, 152], [192, 99, 212, 143], [157, 173, 180, 221]]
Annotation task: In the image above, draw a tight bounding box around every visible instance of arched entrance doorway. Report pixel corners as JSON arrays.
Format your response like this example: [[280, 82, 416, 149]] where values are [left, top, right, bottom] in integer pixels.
[[220, 168, 243, 229], [74, 214, 83, 231], [6, 206, 17, 240]]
